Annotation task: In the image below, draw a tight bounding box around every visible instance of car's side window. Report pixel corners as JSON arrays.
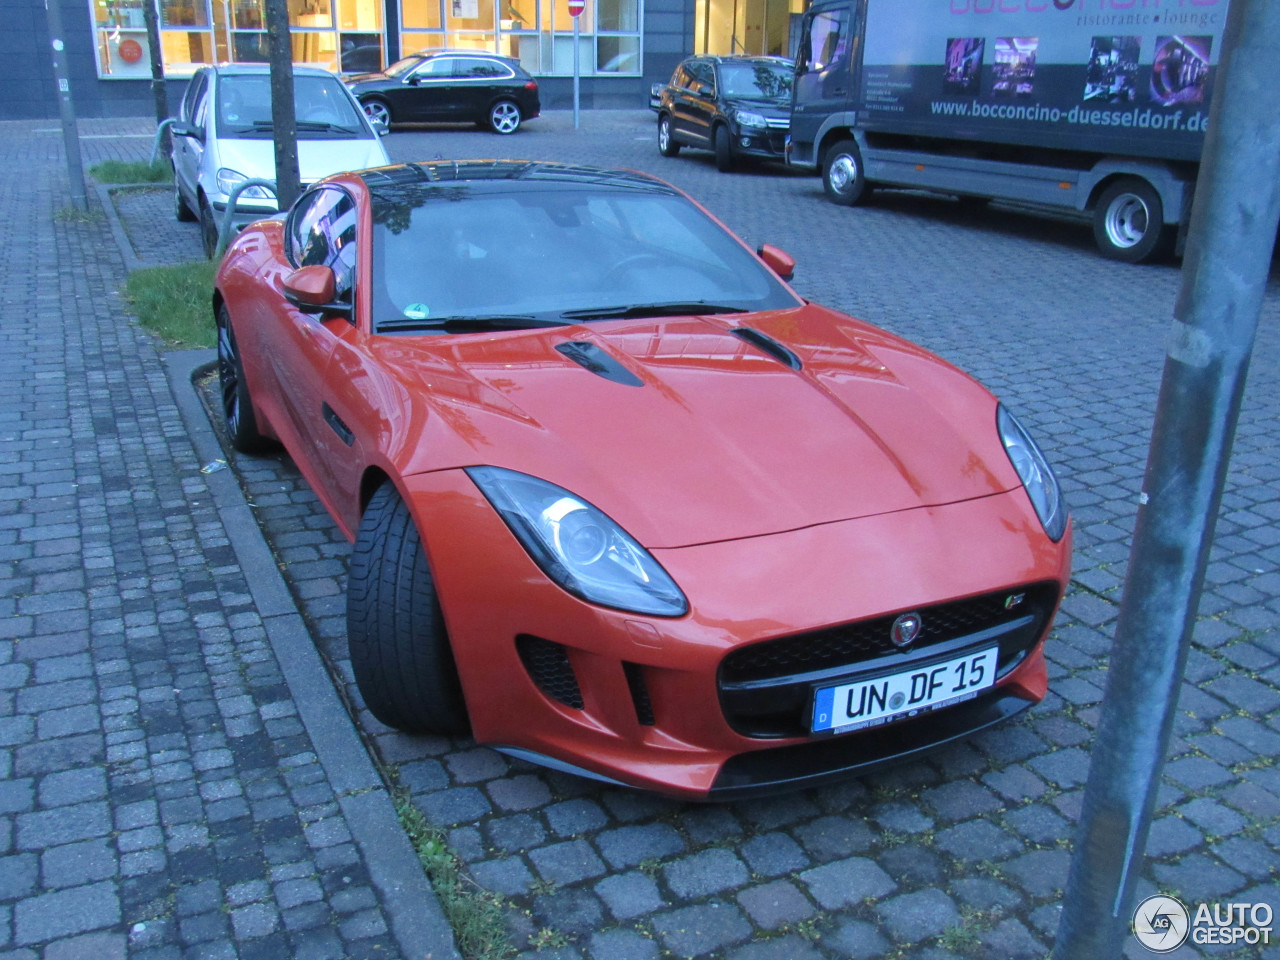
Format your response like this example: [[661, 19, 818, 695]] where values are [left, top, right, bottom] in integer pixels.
[[415, 58, 456, 79], [689, 61, 715, 97], [181, 71, 207, 124], [288, 187, 359, 305], [672, 64, 692, 91], [459, 58, 507, 78]]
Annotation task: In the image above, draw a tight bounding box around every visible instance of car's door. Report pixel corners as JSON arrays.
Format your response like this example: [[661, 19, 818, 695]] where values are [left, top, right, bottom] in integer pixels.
[[681, 60, 718, 148], [172, 69, 210, 209], [791, 2, 860, 162], [400, 57, 461, 121], [256, 186, 363, 505], [453, 56, 514, 120]]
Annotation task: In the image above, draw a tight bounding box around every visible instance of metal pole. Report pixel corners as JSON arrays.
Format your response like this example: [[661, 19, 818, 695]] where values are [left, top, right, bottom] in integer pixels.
[[43, 0, 88, 211], [265, 0, 301, 211], [1053, 1, 1280, 956], [572, 15, 581, 130]]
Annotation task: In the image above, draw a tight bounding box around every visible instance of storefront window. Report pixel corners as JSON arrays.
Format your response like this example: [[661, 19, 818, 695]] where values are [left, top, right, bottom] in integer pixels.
[[88, 0, 637, 78]]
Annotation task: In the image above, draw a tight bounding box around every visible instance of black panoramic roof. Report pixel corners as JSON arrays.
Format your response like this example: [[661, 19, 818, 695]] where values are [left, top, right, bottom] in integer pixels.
[[359, 161, 678, 205]]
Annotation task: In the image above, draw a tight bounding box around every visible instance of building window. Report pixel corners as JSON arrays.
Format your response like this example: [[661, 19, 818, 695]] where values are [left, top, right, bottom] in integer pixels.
[[399, 0, 641, 75], [90, 0, 383, 77]]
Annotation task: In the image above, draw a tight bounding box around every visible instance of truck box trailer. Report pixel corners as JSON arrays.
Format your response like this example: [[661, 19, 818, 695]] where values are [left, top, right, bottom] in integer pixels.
[[786, 0, 1229, 261]]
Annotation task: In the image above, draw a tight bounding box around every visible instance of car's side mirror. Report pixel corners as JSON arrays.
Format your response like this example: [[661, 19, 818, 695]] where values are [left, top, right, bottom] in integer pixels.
[[407, 74, 421, 85], [283, 265, 352, 320], [757, 244, 795, 283], [171, 120, 201, 140]]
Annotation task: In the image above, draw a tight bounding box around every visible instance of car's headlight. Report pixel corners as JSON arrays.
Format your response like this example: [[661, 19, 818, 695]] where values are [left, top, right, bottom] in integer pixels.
[[467, 466, 688, 617], [997, 405, 1067, 542], [735, 111, 767, 128], [215, 168, 276, 201]]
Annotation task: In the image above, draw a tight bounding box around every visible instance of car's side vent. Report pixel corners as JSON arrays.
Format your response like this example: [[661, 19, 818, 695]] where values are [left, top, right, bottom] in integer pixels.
[[555, 341, 643, 387], [730, 327, 802, 370], [516, 635, 584, 709], [622, 661, 656, 726]]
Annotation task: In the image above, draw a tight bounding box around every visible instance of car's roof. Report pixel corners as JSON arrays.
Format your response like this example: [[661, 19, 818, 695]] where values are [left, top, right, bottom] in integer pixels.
[[359, 161, 679, 204], [688, 55, 794, 67], [210, 63, 339, 78], [405, 48, 520, 62]]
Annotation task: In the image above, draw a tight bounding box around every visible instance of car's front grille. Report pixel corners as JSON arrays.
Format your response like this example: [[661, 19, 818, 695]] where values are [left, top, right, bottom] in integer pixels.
[[718, 582, 1060, 738]]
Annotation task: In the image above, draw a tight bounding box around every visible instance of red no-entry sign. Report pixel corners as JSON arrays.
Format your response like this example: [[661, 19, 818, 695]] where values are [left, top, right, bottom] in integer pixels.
[[568, 0, 584, 16]]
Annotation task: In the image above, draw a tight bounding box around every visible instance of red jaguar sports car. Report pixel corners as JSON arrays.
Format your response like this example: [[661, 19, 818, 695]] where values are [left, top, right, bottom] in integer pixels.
[[213, 160, 1071, 799]]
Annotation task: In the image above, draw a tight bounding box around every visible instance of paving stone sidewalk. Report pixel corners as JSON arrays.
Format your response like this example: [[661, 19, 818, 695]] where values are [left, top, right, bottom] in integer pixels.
[[0, 120, 457, 959], [9, 111, 1280, 960]]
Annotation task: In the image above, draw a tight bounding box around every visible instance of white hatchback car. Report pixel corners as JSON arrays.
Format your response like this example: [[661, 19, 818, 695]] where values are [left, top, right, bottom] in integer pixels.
[[172, 64, 391, 257]]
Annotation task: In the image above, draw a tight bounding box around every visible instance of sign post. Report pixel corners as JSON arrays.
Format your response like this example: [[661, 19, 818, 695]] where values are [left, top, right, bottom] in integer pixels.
[[569, 0, 584, 129]]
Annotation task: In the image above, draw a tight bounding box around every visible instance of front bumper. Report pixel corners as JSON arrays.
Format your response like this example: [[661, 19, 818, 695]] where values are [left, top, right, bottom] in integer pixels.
[[733, 121, 789, 160], [404, 470, 1071, 799]]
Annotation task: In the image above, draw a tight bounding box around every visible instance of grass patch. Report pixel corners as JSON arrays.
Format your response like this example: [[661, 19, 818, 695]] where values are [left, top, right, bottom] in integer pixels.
[[394, 790, 514, 960], [54, 205, 104, 224], [124, 260, 217, 348], [90, 159, 172, 184]]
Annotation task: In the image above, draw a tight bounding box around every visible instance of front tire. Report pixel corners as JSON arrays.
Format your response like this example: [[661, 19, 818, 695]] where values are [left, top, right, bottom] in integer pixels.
[[200, 200, 218, 259], [1093, 178, 1171, 263], [823, 139, 868, 205], [713, 124, 735, 172], [215, 304, 272, 454], [175, 182, 197, 222], [347, 484, 469, 734], [658, 115, 681, 157], [361, 97, 392, 127], [489, 99, 522, 134]]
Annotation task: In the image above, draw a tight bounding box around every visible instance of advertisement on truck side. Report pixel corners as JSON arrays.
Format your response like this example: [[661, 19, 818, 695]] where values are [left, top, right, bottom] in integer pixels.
[[858, 0, 1229, 161]]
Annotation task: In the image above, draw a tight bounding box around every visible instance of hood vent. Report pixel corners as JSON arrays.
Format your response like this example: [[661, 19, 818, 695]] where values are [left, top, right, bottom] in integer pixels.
[[555, 341, 643, 387], [730, 327, 802, 371]]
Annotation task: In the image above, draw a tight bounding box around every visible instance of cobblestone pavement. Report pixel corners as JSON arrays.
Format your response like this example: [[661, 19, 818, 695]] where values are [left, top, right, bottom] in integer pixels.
[[0, 120, 456, 959], [22, 110, 1280, 959]]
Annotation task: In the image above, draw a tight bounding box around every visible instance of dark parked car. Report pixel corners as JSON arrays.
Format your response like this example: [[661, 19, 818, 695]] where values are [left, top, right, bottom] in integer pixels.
[[656, 55, 793, 172], [345, 49, 540, 134]]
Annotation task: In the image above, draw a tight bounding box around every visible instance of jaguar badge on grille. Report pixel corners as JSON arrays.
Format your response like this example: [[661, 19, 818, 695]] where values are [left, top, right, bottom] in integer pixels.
[[890, 612, 923, 649]]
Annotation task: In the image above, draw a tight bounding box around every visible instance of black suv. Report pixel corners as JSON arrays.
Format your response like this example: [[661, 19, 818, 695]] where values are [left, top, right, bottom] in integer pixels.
[[656, 56, 794, 172], [346, 49, 540, 134]]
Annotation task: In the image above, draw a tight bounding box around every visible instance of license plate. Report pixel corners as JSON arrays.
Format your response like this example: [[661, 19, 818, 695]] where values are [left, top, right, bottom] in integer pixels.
[[811, 647, 998, 734]]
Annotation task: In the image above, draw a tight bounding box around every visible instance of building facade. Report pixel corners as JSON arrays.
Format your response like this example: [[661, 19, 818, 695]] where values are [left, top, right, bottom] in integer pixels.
[[2, 0, 803, 120]]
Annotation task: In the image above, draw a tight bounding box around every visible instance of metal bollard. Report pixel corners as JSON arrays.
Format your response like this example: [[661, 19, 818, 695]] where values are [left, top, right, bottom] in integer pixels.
[[213, 179, 279, 259]]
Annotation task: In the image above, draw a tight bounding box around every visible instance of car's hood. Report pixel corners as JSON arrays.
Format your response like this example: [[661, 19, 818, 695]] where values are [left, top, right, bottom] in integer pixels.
[[213, 137, 389, 186], [375, 306, 1022, 548], [724, 96, 790, 118]]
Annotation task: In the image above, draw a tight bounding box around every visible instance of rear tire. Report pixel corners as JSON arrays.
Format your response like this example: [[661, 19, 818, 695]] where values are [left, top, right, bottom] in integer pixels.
[[658, 115, 681, 157], [1093, 178, 1171, 263], [489, 99, 522, 134], [347, 483, 469, 734], [713, 124, 734, 172], [822, 139, 868, 206]]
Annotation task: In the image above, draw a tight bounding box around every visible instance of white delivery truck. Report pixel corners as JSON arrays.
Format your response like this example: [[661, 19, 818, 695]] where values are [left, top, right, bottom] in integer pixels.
[[786, 0, 1229, 262]]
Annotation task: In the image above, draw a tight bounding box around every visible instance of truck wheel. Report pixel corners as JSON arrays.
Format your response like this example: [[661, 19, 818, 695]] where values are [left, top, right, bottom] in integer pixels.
[[1093, 178, 1171, 263], [347, 483, 469, 734], [714, 125, 735, 172], [823, 139, 867, 205], [658, 115, 681, 157]]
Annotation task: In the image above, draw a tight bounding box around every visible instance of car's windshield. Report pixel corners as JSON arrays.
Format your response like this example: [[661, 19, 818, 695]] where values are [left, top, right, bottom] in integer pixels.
[[371, 185, 799, 331], [384, 56, 422, 78], [718, 62, 793, 100], [216, 74, 369, 138]]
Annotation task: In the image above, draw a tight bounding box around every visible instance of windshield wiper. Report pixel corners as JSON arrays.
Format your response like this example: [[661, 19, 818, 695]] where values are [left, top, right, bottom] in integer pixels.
[[296, 121, 360, 134], [561, 302, 749, 321], [378, 314, 568, 332]]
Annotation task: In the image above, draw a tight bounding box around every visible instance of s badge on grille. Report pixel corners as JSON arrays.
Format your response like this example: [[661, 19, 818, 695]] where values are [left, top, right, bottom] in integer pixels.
[[891, 612, 923, 649]]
